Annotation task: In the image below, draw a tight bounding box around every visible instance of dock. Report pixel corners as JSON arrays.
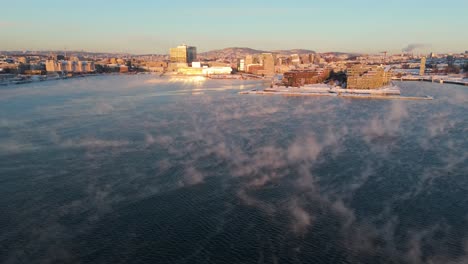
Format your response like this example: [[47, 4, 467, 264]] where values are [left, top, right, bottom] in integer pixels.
[[239, 85, 433, 101], [393, 76, 468, 86]]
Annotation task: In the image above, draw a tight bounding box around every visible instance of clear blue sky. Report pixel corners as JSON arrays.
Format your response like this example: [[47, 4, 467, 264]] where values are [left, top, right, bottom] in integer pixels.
[[0, 0, 467, 54]]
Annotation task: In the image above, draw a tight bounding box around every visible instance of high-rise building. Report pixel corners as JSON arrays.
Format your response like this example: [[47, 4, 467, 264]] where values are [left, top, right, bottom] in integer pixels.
[[420, 57, 426, 76], [238, 59, 245, 72], [170, 45, 197, 63], [261, 53, 276, 75]]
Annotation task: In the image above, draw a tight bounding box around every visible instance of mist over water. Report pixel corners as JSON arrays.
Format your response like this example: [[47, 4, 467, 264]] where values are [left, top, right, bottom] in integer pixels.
[[0, 75, 467, 264]]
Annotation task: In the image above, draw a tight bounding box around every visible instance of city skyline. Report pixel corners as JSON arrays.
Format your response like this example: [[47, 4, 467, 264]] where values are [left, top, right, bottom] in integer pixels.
[[1, 0, 467, 54]]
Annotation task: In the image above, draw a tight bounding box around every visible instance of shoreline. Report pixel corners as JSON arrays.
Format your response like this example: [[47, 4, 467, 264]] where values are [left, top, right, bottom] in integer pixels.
[[0, 72, 136, 87]]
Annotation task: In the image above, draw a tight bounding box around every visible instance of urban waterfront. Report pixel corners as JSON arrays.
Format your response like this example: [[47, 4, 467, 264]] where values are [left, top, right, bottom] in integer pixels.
[[0, 75, 467, 264]]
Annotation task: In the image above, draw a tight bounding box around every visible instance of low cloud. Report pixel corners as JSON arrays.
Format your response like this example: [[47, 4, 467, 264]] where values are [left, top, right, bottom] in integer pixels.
[[289, 199, 313, 234], [362, 101, 408, 140], [180, 166, 205, 186], [95, 102, 114, 115], [61, 138, 130, 149]]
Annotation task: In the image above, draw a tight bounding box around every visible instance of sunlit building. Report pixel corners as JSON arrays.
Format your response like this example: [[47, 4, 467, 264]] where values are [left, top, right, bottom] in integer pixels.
[[170, 45, 197, 63], [347, 65, 392, 89], [237, 59, 245, 72], [283, 69, 330, 87], [45, 60, 95, 73], [242, 53, 276, 76], [261, 53, 276, 75], [420, 57, 426, 76]]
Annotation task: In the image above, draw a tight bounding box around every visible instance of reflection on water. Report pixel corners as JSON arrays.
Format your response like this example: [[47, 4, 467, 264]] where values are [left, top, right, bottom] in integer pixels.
[[0, 75, 467, 264]]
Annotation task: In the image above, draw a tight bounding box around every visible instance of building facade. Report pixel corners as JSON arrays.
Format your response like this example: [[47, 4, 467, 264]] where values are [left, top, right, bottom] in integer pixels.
[[420, 57, 426, 76], [45, 60, 95, 73], [347, 65, 392, 89], [283, 69, 330, 87], [170, 45, 197, 64]]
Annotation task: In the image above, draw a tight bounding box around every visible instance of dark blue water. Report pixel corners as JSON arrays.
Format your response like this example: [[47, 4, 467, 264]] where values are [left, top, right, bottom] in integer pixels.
[[0, 75, 467, 264]]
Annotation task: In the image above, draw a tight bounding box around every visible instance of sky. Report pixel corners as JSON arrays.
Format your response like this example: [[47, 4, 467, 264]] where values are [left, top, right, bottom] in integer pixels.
[[0, 0, 467, 54]]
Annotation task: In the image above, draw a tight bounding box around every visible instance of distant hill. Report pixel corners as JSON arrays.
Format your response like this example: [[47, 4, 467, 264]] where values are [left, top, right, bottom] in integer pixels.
[[321, 51, 361, 56], [271, 49, 316, 55], [0, 50, 134, 58], [198, 47, 318, 61], [0, 48, 358, 60], [198, 47, 267, 60]]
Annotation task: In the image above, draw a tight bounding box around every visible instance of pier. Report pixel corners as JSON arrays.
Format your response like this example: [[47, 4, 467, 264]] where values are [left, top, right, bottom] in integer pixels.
[[393, 76, 468, 86], [240, 85, 433, 101]]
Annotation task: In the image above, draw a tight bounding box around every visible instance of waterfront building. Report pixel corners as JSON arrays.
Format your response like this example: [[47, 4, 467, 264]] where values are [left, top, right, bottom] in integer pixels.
[[45, 59, 95, 73], [170, 45, 197, 64], [65, 61, 77, 72], [283, 69, 330, 87], [77, 61, 87, 72], [347, 65, 392, 89], [86, 61, 96, 72], [202, 67, 232, 75], [119, 65, 129, 73], [168, 63, 188, 72], [177, 67, 203, 75], [176, 66, 232, 76], [139, 61, 168, 72], [45, 60, 58, 72], [246, 64, 263, 74]]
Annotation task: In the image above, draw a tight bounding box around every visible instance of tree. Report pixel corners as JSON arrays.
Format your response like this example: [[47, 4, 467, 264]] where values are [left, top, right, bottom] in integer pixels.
[[326, 70, 347, 86]]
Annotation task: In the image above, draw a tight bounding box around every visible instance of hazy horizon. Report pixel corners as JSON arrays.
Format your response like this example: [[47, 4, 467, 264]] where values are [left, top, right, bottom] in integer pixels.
[[1, 0, 467, 55], [0, 46, 465, 57]]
